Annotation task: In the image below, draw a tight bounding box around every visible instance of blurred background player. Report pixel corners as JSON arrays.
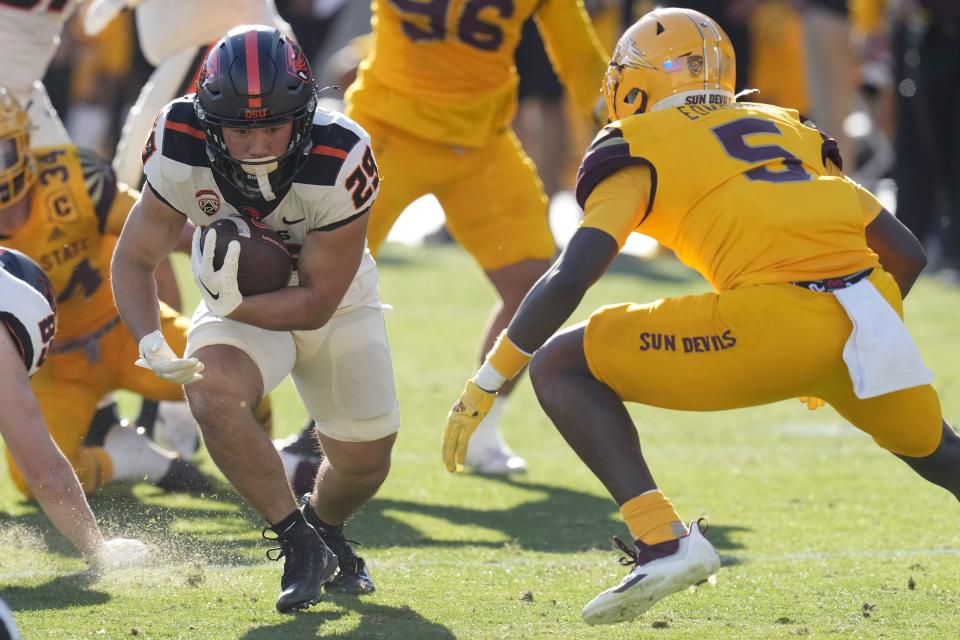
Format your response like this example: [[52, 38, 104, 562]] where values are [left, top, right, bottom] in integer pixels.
[[0, 86, 210, 499], [0, 245, 147, 574], [82, 0, 292, 189], [0, 0, 82, 148], [334, 0, 609, 475], [113, 26, 397, 609], [444, 6, 960, 624]]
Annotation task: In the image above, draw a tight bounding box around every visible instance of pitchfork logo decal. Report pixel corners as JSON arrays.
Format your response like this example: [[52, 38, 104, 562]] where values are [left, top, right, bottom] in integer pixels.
[[286, 46, 311, 83]]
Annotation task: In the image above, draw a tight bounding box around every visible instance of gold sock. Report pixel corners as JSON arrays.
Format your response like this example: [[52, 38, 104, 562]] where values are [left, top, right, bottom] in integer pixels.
[[619, 490, 685, 545]]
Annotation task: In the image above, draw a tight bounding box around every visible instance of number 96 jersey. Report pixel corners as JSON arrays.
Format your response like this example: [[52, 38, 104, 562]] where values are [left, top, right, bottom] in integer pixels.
[[0, 247, 57, 376], [144, 97, 380, 296]]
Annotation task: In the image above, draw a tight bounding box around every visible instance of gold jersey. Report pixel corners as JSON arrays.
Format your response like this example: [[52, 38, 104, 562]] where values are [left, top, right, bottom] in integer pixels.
[[3, 145, 137, 341], [576, 102, 883, 291], [347, 0, 607, 149]]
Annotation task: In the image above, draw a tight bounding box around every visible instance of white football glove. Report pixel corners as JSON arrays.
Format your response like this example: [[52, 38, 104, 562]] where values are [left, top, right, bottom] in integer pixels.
[[83, 0, 143, 36], [135, 330, 204, 384], [88, 538, 150, 575], [192, 227, 243, 317]]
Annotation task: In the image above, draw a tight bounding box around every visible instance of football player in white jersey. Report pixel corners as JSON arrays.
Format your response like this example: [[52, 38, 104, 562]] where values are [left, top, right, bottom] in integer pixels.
[[111, 26, 396, 612], [0, 0, 82, 147], [84, 0, 292, 188], [0, 247, 147, 574]]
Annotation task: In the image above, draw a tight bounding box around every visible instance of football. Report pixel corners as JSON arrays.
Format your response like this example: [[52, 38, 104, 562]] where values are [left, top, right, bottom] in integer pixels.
[[199, 215, 291, 296]]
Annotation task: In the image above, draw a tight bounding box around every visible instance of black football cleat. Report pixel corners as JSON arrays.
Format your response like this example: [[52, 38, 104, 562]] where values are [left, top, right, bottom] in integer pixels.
[[154, 458, 212, 495], [299, 493, 375, 595], [264, 518, 338, 613]]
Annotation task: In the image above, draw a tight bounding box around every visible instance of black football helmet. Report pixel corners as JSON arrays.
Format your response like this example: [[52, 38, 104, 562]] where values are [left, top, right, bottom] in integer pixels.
[[195, 25, 318, 201]]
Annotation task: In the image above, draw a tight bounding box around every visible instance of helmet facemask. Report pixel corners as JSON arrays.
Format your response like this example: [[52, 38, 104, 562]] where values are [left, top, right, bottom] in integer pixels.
[[0, 88, 35, 208], [197, 96, 316, 202]]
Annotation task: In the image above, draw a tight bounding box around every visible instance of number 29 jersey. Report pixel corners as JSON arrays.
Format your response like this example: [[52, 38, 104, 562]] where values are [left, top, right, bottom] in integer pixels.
[[576, 102, 883, 291], [348, 0, 606, 149]]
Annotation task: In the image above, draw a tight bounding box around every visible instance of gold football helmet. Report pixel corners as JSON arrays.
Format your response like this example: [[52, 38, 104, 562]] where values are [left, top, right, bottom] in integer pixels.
[[0, 86, 35, 207], [603, 8, 736, 120]]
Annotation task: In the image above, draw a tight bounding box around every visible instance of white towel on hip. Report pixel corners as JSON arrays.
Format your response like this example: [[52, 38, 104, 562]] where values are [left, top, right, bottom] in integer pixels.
[[832, 279, 933, 399]]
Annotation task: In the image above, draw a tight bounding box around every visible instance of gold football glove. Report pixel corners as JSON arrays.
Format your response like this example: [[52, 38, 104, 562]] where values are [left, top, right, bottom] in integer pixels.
[[442, 379, 496, 473], [799, 396, 825, 410]]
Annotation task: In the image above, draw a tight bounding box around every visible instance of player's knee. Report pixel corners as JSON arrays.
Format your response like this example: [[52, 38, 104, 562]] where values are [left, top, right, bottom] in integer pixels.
[[184, 381, 251, 434], [332, 454, 391, 490]]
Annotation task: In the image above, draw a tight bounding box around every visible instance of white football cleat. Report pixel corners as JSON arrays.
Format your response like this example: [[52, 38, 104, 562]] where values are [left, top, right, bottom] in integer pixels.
[[152, 401, 201, 459], [581, 519, 720, 626], [463, 445, 527, 476]]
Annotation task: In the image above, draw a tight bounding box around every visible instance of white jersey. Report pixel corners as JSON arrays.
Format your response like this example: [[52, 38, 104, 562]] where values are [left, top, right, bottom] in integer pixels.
[[136, 0, 288, 65], [0, 248, 57, 376], [143, 97, 379, 307], [0, 0, 82, 96]]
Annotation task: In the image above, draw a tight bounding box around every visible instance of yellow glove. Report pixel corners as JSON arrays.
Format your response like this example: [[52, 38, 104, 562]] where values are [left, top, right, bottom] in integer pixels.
[[799, 396, 825, 410], [442, 379, 495, 473]]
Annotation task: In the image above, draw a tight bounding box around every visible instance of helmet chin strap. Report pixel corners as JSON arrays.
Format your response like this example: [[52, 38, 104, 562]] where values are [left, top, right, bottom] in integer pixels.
[[241, 157, 279, 201]]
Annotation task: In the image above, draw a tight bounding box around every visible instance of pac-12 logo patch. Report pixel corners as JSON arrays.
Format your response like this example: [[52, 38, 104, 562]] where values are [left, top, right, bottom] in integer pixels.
[[687, 55, 704, 76], [195, 189, 220, 215]]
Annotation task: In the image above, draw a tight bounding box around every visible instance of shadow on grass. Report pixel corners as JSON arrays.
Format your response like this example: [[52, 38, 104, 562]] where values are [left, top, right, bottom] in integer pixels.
[[241, 597, 454, 640], [349, 477, 749, 554], [2, 572, 108, 611]]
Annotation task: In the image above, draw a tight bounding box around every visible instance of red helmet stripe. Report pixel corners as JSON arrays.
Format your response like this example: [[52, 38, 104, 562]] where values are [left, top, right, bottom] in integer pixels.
[[245, 30, 262, 108]]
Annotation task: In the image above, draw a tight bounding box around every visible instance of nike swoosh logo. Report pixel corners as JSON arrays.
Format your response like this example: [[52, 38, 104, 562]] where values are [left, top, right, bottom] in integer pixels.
[[282, 216, 305, 225], [200, 279, 220, 300], [613, 573, 647, 593]]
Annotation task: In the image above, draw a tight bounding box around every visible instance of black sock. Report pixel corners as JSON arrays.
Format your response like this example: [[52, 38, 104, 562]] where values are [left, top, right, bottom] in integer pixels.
[[271, 509, 305, 535]]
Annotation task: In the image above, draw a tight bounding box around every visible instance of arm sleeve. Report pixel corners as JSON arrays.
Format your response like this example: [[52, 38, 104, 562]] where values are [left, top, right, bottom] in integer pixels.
[[580, 165, 652, 249], [535, 0, 609, 119]]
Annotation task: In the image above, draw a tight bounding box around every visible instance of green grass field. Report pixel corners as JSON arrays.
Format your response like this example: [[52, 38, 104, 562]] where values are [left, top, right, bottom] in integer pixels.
[[2, 244, 959, 639]]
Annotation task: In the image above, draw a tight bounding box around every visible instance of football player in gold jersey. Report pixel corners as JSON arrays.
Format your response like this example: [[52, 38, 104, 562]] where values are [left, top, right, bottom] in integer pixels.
[[442, 8, 960, 624], [345, 0, 608, 473], [0, 86, 210, 498]]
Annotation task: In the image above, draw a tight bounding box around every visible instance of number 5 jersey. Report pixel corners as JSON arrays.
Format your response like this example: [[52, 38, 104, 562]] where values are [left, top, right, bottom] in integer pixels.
[[576, 102, 884, 292]]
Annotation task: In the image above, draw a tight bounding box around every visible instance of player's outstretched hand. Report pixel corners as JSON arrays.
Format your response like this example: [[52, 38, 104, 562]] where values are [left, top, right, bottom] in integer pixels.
[[442, 379, 496, 473], [88, 538, 150, 576], [192, 227, 243, 317], [799, 396, 826, 410], [136, 330, 204, 385]]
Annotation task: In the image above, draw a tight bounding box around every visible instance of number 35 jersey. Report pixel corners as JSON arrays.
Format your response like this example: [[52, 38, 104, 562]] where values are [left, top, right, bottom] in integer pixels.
[[3, 146, 137, 343], [143, 97, 379, 293], [348, 0, 607, 149], [576, 102, 883, 291]]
